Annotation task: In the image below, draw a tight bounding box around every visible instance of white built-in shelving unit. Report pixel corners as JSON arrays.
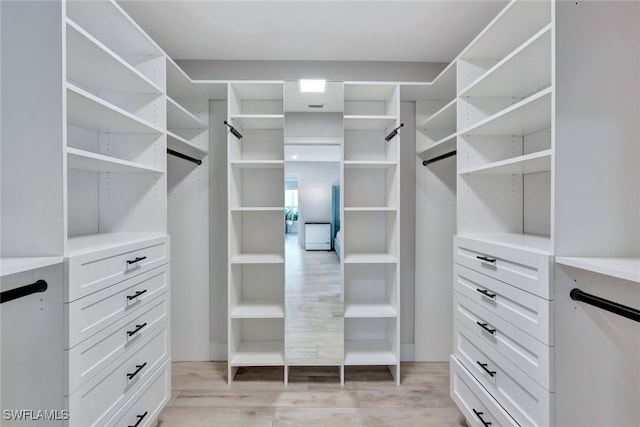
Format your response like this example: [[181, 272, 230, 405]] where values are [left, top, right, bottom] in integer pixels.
[[342, 83, 401, 384], [65, 0, 167, 245], [227, 82, 286, 384], [450, 1, 555, 427], [3, 1, 173, 425]]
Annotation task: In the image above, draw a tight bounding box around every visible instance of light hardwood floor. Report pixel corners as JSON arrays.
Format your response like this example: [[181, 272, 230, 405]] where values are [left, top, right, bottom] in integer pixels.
[[159, 362, 466, 427], [284, 233, 343, 365]]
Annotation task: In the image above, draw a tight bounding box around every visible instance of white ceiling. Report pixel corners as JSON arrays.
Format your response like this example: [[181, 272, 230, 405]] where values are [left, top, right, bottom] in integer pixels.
[[117, 0, 507, 62]]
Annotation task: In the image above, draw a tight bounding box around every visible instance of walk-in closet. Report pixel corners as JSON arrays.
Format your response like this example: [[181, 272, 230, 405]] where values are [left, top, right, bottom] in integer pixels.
[[1, 1, 638, 426]]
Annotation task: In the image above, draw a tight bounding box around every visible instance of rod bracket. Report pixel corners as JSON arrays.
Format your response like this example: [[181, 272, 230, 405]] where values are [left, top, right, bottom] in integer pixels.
[[224, 120, 243, 139], [385, 123, 404, 142]]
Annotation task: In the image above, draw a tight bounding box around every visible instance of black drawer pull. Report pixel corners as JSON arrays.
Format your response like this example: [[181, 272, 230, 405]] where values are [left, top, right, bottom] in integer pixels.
[[127, 256, 147, 265], [126, 362, 147, 380], [476, 255, 496, 264], [127, 322, 147, 337], [473, 409, 492, 426], [128, 411, 148, 427], [127, 289, 147, 301], [476, 361, 497, 377], [476, 321, 496, 335], [476, 288, 496, 299]]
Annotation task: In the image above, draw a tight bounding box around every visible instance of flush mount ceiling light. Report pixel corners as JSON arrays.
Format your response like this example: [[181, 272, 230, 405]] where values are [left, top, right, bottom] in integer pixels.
[[299, 79, 326, 93]]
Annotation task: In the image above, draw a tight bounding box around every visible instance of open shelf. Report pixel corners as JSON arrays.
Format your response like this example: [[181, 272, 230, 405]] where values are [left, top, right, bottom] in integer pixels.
[[344, 302, 397, 318], [460, 87, 552, 136], [230, 115, 284, 130], [556, 257, 640, 284], [417, 133, 457, 159], [67, 147, 163, 174], [457, 233, 552, 255], [230, 301, 285, 319], [0, 257, 64, 278], [66, 20, 162, 95], [400, 62, 456, 101], [167, 97, 205, 129], [418, 98, 456, 132], [344, 341, 397, 365], [343, 161, 397, 170], [344, 116, 396, 130], [461, 25, 552, 99], [67, 1, 163, 61], [229, 341, 285, 366], [229, 254, 285, 264], [459, 149, 551, 175], [344, 254, 398, 264], [67, 233, 167, 257], [345, 83, 397, 101], [459, 0, 551, 63], [230, 160, 284, 169], [167, 131, 207, 159], [67, 83, 163, 134]]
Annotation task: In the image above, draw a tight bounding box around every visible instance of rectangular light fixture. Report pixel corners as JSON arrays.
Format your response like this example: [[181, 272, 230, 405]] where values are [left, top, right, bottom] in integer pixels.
[[299, 79, 326, 93]]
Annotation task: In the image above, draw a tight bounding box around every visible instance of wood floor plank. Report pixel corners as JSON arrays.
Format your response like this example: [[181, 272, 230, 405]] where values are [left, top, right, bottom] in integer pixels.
[[160, 360, 464, 426]]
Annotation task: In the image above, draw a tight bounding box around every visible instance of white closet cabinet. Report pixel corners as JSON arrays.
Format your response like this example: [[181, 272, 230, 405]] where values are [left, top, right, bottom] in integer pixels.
[[451, 1, 640, 426], [343, 83, 401, 384], [64, 2, 171, 426], [451, 1, 553, 426], [227, 82, 286, 384], [3, 1, 172, 425]]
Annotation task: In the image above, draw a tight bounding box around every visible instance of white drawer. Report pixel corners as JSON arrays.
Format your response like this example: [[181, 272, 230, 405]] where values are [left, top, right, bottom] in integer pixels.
[[454, 322, 553, 427], [66, 324, 170, 427], [454, 235, 553, 300], [454, 292, 553, 391], [106, 359, 170, 427], [66, 236, 169, 302], [66, 293, 169, 394], [65, 265, 169, 348], [450, 355, 518, 427], [455, 264, 553, 345]]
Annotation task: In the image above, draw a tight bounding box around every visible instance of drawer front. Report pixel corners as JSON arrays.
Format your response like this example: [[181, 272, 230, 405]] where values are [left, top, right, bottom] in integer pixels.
[[66, 324, 170, 427], [454, 292, 553, 391], [106, 359, 170, 427], [65, 265, 169, 348], [454, 323, 552, 427], [454, 236, 552, 299], [455, 264, 553, 345], [66, 293, 169, 394], [450, 355, 518, 427], [66, 237, 169, 302]]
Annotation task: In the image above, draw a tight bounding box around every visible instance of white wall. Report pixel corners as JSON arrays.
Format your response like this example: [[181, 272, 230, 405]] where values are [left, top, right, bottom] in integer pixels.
[[399, 101, 416, 360], [285, 161, 340, 248], [209, 100, 229, 360]]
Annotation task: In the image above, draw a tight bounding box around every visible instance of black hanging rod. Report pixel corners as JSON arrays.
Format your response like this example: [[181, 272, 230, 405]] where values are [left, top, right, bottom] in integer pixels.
[[385, 123, 404, 142], [423, 150, 457, 166], [224, 121, 243, 139], [0, 279, 48, 304], [570, 288, 640, 323], [167, 149, 202, 165]]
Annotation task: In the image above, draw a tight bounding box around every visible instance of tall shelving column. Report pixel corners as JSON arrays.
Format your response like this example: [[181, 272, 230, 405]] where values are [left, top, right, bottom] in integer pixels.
[[450, 1, 554, 427], [227, 82, 286, 384], [65, 0, 168, 250], [63, 2, 172, 426], [342, 83, 401, 385]]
